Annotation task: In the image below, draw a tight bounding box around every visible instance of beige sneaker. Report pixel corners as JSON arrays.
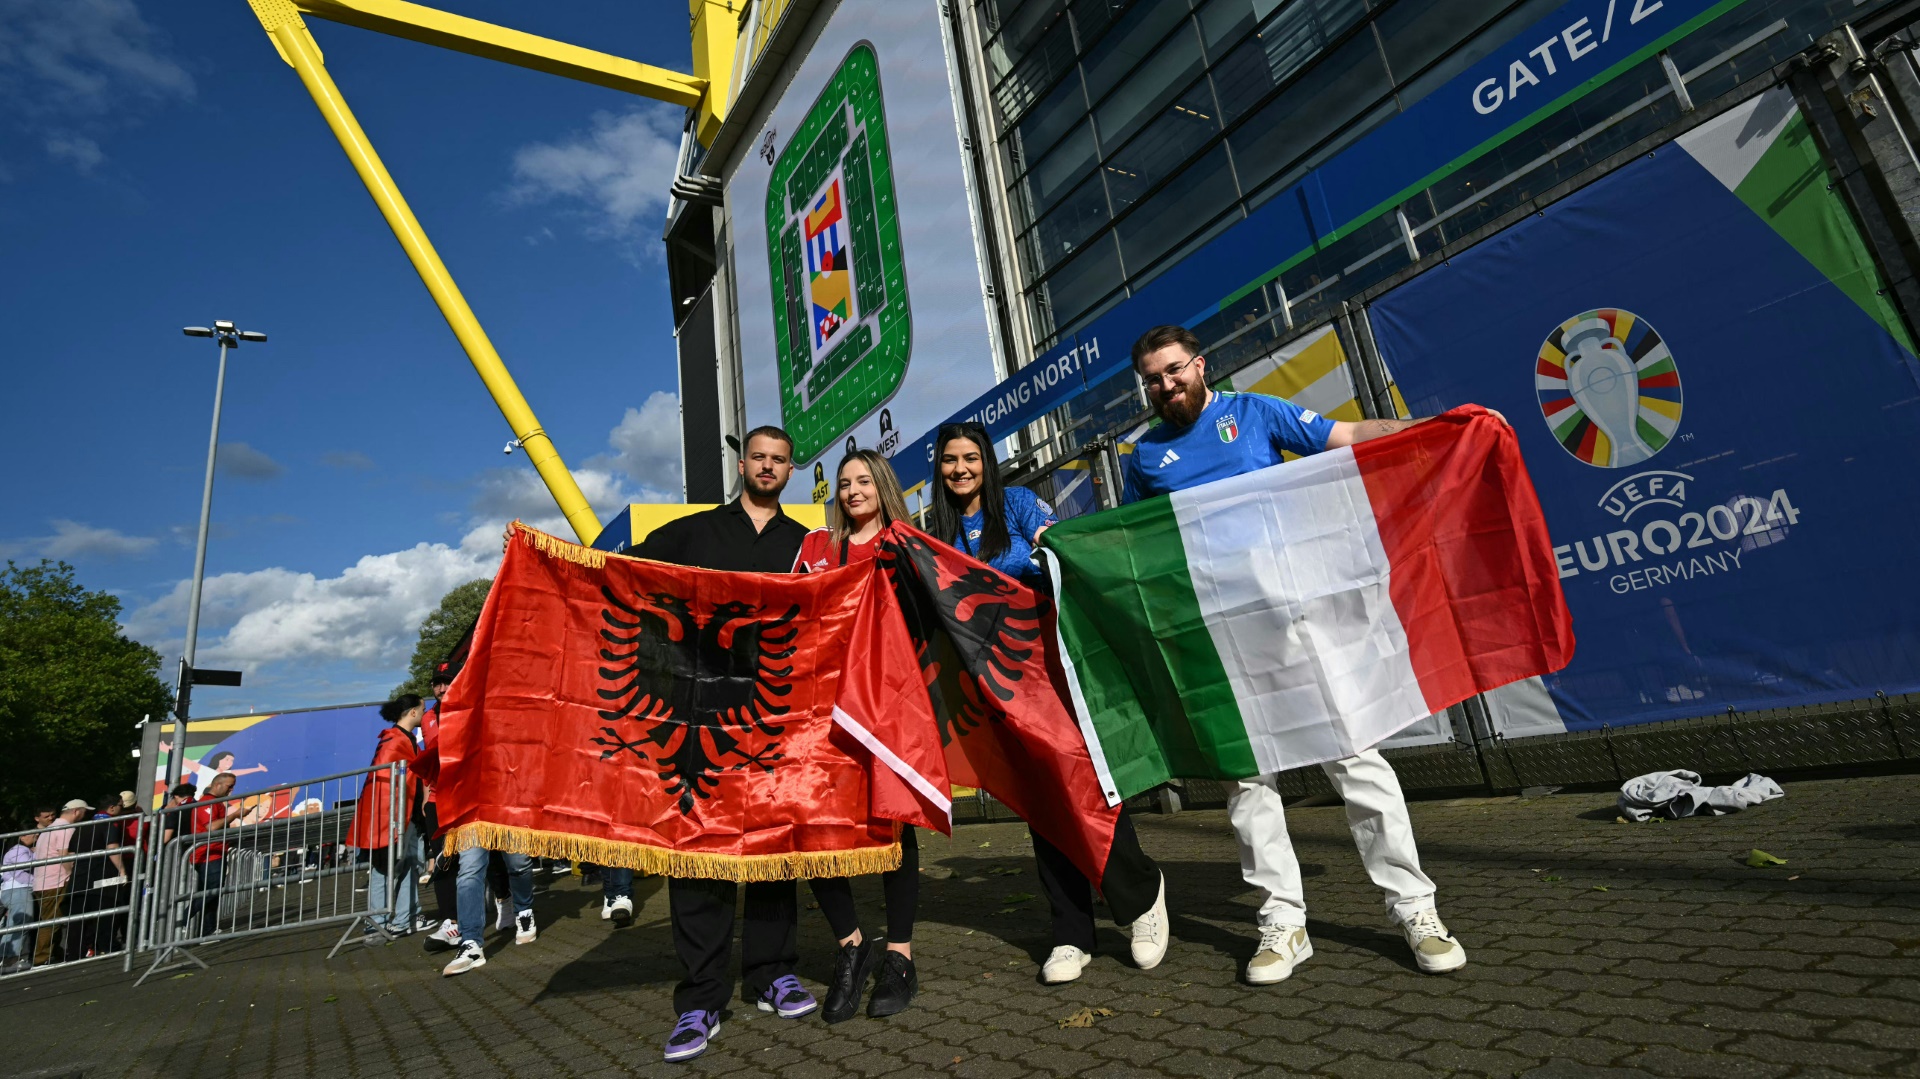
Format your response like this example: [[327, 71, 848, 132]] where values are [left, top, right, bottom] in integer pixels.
[[1040, 945, 1092, 984], [1399, 909, 1466, 973], [1127, 873, 1169, 970], [1245, 925, 1312, 985]]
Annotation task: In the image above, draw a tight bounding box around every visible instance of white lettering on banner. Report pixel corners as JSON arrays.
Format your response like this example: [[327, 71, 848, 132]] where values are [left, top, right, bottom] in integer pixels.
[[1609, 547, 1742, 594], [1467, 0, 1671, 116], [1598, 470, 1692, 520], [1556, 487, 1800, 584], [947, 337, 1103, 439]]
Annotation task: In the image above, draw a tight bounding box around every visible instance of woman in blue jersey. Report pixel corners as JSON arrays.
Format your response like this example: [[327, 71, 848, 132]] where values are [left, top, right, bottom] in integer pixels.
[[928, 423, 1171, 984], [927, 422, 1056, 585]]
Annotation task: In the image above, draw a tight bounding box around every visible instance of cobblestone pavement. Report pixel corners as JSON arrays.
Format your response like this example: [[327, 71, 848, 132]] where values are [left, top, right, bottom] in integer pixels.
[[5, 774, 1917, 1079]]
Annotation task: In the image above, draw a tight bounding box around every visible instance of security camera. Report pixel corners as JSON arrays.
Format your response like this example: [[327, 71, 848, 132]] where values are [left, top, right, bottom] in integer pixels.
[[504, 442, 516, 454]]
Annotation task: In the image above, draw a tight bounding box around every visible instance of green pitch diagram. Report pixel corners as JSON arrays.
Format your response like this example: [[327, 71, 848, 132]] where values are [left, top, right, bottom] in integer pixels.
[[765, 42, 911, 463]]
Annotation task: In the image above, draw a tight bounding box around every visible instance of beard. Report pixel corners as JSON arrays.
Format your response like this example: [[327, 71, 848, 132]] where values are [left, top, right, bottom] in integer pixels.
[[744, 471, 788, 498], [1153, 378, 1208, 427]]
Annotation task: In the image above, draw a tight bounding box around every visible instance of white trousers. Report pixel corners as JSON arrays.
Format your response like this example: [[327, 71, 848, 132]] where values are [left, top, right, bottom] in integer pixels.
[[1227, 746, 1436, 928]]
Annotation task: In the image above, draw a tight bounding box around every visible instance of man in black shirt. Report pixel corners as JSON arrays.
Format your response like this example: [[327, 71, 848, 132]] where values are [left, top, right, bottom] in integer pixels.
[[640, 425, 817, 1064]]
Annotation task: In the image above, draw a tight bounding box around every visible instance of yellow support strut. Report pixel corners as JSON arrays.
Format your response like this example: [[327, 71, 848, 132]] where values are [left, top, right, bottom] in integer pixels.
[[245, 0, 603, 544]]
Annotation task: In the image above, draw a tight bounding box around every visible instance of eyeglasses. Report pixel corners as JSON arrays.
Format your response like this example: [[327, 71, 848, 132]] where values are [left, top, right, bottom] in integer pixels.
[[1141, 356, 1200, 388]]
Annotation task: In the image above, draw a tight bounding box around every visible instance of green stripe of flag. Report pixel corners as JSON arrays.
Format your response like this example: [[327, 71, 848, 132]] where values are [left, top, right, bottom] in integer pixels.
[[1044, 495, 1257, 796]]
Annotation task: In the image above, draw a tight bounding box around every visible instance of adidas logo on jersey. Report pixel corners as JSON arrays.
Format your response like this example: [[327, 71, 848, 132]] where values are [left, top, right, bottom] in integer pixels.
[[1157, 449, 1181, 468]]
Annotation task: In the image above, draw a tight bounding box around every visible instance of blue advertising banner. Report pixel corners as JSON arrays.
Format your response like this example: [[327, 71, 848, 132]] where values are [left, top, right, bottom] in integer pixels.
[[155, 703, 391, 809], [1368, 89, 1920, 730], [891, 0, 1752, 483]]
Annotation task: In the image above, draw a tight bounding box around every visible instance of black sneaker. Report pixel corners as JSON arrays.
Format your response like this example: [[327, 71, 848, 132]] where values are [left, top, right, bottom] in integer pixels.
[[866, 950, 917, 1018], [823, 938, 879, 1024]]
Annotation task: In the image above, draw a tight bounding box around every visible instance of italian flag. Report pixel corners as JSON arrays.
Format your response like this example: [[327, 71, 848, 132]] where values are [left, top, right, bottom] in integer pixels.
[[1041, 407, 1574, 803]]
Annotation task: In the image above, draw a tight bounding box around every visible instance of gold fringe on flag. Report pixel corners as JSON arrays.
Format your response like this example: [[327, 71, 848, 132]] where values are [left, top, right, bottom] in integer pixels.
[[443, 821, 904, 882], [511, 519, 608, 569]]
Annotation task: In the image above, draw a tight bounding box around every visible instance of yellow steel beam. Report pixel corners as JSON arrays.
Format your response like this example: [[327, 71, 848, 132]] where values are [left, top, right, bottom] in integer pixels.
[[244, 0, 604, 544], [689, 0, 743, 145], [294, 0, 706, 107]]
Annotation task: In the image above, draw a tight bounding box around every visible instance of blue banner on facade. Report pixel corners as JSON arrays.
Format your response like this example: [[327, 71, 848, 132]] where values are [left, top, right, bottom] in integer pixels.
[[1368, 90, 1920, 730], [892, 0, 1749, 484]]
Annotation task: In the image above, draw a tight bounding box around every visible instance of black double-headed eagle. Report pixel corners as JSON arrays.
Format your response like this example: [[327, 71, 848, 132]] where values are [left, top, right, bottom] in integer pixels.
[[592, 587, 799, 814]]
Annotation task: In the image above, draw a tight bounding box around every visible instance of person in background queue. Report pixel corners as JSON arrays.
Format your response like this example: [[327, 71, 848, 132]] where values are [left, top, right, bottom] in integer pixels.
[[31, 803, 78, 966], [927, 422, 1172, 984], [637, 425, 818, 1063], [793, 449, 922, 1022], [418, 663, 465, 954], [189, 775, 246, 938], [1, 827, 35, 974], [1124, 324, 1491, 982], [348, 696, 427, 940]]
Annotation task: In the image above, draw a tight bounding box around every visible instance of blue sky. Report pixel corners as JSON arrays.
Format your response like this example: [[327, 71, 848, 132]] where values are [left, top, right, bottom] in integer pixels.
[[1, 0, 693, 712]]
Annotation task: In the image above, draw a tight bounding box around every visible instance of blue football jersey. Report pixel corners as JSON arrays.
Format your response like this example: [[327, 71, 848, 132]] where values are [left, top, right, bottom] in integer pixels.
[[1123, 391, 1336, 502]]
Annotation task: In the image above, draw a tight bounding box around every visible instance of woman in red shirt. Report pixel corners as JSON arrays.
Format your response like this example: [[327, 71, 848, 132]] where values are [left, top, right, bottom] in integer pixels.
[[348, 695, 425, 938], [793, 449, 923, 1022]]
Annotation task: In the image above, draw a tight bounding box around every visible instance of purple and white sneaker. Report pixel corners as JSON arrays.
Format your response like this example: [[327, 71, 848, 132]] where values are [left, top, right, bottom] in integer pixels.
[[756, 974, 819, 1019], [663, 1009, 720, 1062]]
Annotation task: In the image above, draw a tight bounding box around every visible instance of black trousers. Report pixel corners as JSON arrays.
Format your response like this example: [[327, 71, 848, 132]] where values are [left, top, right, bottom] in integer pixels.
[[809, 827, 919, 944], [669, 877, 798, 1014], [421, 803, 458, 919], [1032, 807, 1161, 953]]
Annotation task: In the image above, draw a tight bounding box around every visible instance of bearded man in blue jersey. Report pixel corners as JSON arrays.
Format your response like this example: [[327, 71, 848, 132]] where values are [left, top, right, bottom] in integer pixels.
[[1123, 323, 1487, 983]]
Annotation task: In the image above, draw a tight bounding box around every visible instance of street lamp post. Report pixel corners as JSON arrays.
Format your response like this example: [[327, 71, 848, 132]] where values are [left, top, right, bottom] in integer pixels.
[[168, 321, 267, 791]]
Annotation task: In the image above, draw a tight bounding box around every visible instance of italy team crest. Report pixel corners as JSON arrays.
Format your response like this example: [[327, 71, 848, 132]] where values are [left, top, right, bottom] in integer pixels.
[[1216, 414, 1239, 443], [764, 44, 912, 463]]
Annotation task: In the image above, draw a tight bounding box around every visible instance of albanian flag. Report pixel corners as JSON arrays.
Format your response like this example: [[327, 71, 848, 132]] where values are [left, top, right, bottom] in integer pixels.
[[435, 523, 949, 881], [876, 524, 1125, 890]]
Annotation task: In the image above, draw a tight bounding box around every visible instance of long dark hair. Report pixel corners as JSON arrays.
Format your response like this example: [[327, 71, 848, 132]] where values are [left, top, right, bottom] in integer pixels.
[[930, 422, 1011, 564]]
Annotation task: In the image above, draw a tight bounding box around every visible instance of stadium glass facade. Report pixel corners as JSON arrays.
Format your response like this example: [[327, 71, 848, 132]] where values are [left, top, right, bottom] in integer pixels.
[[953, 0, 1900, 467]]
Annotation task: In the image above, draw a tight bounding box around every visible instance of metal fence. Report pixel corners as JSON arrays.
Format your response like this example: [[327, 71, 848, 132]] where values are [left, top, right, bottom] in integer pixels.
[[0, 813, 149, 981], [130, 762, 407, 985]]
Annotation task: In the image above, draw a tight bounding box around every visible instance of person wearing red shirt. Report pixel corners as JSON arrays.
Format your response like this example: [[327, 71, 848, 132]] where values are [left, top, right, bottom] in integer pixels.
[[793, 448, 924, 1022], [347, 695, 426, 938], [188, 772, 246, 938]]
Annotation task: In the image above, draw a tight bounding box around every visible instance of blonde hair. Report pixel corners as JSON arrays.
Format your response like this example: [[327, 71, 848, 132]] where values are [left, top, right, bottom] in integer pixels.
[[830, 448, 912, 546]]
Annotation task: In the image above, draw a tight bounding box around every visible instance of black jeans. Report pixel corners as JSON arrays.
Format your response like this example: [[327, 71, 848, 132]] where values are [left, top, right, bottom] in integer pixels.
[[809, 826, 919, 944], [1032, 808, 1160, 953], [669, 877, 798, 1014]]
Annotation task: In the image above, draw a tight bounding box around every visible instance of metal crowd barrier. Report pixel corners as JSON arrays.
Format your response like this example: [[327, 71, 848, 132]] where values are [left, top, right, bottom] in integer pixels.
[[131, 762, 407, 985], [0, 814, 148, 981]]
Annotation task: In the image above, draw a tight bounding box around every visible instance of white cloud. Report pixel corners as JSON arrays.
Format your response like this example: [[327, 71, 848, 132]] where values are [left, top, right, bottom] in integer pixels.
[[2, 519, 158, 561], [505, 105, 683, 251], [321, 450, 376, 471], [125, 524, 504, 675], [0, 0, 194, 173], [44, 133, 102, 173], [595, 391, 683, 496], [217, 441, 284, 481]]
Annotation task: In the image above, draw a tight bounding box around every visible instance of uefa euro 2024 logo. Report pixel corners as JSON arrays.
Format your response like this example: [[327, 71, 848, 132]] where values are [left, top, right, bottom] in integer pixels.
[[1535, 308, 1683, 468]]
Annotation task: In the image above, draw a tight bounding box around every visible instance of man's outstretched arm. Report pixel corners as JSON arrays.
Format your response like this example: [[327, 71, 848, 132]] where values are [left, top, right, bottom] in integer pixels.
[[1323, 408, 1507, 449]]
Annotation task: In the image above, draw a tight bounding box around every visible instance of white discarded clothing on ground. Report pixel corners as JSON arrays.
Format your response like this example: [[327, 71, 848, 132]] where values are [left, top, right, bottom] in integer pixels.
[[1618, 770, 1784, 822]]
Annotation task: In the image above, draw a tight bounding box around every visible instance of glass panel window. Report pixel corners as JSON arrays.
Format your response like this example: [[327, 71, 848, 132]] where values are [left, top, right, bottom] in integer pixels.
[[1388, 0, 1562, 110], [1115, 141, 1238, 271], [1081, 0, 1194, 105], [1210, 0, 1369, 123], [992, 11, 1080, 126], [1371, 0, 1511, 83], [1092, 19, 1205, 149], [1039, 232, 1126, 332], [1009, 74, 1091, 170], [1025, 172, 1114, 275], [1021, 120, 1101, 219], [1194, 0, 1283, 54], [1226, 30, 1391, 192], [1103, 80, 1223, 210]]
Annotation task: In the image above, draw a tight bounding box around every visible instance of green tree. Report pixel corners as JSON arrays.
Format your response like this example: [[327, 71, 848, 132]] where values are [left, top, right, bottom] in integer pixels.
[[392, 578, 492, 698], [0, 560, 173, 823]]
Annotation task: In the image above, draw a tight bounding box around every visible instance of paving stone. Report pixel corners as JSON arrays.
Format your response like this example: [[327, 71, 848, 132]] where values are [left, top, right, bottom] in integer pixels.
[[3, 775, 1916, 1078]]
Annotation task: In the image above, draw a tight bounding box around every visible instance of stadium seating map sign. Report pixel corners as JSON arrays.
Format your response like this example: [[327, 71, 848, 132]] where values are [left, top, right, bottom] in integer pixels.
[[765, 44, 911, 464], [727, 0, 1000, 502]]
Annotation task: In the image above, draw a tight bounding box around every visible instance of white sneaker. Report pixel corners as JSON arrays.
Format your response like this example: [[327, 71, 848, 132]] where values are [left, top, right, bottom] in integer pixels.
[[514, 910, 537, 945], [1040, 944, 1092, 984], [422, 918, 461, 953], [1246, 925, 1313, 985], [494, 898, 511, 932], [1399, 909, 1466, 973], [604, 895, 633, 926], [1127, 873, 1170, 970], [442, 940, 485, 976]]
